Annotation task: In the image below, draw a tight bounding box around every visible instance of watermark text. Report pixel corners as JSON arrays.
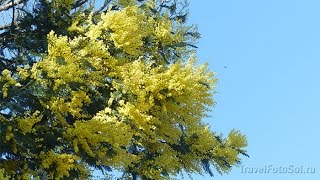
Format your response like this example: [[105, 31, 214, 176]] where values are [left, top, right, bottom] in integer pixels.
[[241, 165, 317, 174]]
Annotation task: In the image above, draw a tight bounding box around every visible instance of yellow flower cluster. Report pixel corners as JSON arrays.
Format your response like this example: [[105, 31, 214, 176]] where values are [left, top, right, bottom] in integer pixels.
[[115, 59, 215, 142], [82, 4, 184, 57], [44, 90, 91, 120], [29, 32, 106, 120], [188, 125, 219, 158], [139, 145, 181, 178], [5, 125, 14, 142], [17, 66, 30, 80], [17, 111, 42, 135], [154, 13, 184, 45], [32, 32, 96, 90], [226, 129, 248, 148], [33, 31, 108, 88], [0, 69, 20, 98], [65, 108, 137, 167], [100, 6, 152, 56], [40, 150, 79, 179], [0, 169, 10, 180]]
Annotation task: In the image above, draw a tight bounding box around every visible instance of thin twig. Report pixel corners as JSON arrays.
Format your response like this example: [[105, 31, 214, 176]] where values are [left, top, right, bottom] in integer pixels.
[[94, 0, 112, 15]]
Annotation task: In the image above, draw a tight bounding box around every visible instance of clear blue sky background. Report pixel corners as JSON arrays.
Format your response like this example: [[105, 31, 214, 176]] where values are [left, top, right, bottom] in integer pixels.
[[188, 0, 320, 179]]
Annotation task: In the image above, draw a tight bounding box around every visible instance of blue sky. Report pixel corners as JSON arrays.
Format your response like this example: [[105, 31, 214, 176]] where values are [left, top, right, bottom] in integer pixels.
[[188, 0, 320, 179]]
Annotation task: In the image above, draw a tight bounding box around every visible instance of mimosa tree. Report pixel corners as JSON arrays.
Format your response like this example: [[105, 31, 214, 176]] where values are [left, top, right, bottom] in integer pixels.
[[0, 0, 248, 179]]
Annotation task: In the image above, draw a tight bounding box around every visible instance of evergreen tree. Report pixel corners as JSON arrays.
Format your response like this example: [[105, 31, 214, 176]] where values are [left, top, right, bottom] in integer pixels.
[[0, 0, 248, 179]]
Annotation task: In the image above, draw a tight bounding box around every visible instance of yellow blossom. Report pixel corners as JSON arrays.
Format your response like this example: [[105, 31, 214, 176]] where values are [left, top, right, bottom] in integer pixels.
[[100, 6, 152, 56], [40, 150, 79, 179], [0, 169, 10, 180], [17, 111, 42, 135]]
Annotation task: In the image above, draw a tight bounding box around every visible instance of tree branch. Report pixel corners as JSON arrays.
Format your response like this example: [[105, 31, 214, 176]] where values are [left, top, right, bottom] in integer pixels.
[[72, 0, 88, 9], [94, 0, 112, 15], [11, 0, 15, 28], [0, 0, 26, 12]]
